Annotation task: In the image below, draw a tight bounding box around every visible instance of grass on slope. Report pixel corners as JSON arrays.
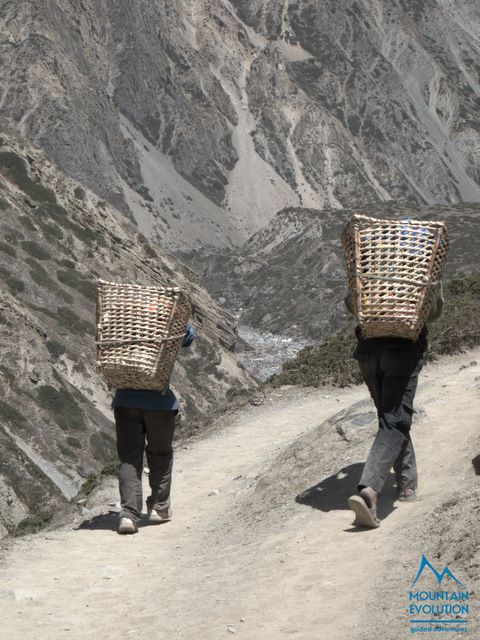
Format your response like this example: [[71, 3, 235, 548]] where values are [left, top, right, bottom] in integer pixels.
[[269, 274, 480, 388]]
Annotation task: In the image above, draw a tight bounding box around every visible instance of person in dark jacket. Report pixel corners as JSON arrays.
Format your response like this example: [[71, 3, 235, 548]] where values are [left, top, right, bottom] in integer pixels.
[[345, 284, 443, 528], [114, 324, 196, 535]]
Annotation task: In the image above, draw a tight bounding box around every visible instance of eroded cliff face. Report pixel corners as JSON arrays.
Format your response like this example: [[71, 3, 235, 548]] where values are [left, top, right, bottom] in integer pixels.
[[1, 0, 479, 252], [0, 136, 252, 536], [241, 0, 480, 204]]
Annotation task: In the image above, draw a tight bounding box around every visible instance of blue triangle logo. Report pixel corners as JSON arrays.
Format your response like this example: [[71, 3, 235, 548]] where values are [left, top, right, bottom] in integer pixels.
[[412, 555, 465, 588]]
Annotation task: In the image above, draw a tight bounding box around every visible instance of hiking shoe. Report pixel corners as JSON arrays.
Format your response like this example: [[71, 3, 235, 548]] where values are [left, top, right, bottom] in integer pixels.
[[348, 495, 380, 528], [147, 507, 172, 524], [397, 488, 417, 502], [117, 517, 138, 535]]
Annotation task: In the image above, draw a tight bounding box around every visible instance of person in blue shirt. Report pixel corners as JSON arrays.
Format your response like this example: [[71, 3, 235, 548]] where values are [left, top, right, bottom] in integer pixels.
[[114, 324, 196, 534]]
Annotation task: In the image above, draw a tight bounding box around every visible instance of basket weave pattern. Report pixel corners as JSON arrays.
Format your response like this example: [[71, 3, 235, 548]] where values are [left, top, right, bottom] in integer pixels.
[[96, 280, 191, 390], [342, 215, 449, 341]]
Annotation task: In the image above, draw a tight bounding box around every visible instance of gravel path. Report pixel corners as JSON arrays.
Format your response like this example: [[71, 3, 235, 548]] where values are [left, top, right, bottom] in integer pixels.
[[1, 349, 479, 640]]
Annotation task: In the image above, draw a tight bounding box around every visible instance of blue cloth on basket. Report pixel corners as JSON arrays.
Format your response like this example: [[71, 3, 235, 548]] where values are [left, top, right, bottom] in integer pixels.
[[112, 324, 197, 411]]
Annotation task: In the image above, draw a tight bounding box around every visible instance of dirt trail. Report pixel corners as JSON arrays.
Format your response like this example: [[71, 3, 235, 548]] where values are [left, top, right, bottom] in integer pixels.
[[1, 349, 479, 640]]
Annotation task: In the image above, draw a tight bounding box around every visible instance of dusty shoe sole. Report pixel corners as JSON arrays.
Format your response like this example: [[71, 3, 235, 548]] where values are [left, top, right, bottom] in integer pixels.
[[147, 508, 172, 524], [397, 490, 417, 502], [348, 495, 380, 528]]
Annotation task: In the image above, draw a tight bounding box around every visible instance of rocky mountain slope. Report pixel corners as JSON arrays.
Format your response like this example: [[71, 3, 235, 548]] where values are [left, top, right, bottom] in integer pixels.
[[189, 201, 480, 339], [0, 135, 252, 536], [1, 0, 479, 252], [0, 0, 479, 536]]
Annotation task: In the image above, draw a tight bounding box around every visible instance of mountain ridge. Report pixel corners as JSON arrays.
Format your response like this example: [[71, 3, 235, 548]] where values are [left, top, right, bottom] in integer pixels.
[[1, 0, 479, 252]]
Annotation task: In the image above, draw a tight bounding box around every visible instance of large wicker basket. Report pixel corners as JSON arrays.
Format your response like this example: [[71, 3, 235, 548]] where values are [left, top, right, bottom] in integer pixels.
[[96, 279, 191, 390], [342, 215, 449, 341]]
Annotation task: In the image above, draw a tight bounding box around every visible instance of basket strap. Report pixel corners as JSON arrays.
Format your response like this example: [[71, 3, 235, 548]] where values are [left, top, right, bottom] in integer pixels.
[[96, 333, 186, 346], [353, 272, 439, 287]]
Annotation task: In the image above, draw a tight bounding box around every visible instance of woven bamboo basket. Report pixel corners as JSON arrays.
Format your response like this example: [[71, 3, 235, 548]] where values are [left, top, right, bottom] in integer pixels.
[[96, 279, 191, 390], [342, 215, 449, 341]]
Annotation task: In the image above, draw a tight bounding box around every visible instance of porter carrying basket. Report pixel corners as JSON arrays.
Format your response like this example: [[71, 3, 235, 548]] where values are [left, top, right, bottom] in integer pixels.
[[96, 279, 191, 390], [342, 215, 449, 341]]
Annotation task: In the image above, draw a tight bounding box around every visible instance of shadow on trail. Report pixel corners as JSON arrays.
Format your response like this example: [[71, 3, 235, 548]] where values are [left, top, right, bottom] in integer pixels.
[[472, 454, 480, 475], [76, 513, 169, 532], [77, 513, 118, 531], [295, 462, 397, 521]]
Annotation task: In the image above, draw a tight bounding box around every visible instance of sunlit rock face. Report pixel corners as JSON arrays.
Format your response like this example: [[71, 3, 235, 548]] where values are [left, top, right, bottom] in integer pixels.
[[1, 1, 479, 252]]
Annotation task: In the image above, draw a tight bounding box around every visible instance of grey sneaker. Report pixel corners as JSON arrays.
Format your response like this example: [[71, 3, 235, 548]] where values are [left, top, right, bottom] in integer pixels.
[[117, 517, 138, 535], [147, 507, 172, 524]]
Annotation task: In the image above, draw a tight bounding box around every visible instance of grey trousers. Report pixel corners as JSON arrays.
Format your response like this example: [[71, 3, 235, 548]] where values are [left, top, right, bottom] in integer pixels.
[[356, 344, 423, 494], [114, 408, 176, 521]]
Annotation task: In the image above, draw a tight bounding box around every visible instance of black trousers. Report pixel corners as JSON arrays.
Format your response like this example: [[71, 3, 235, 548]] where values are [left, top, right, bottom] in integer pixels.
[[114, 408, 176, 521], [355, 342, 424, 494]]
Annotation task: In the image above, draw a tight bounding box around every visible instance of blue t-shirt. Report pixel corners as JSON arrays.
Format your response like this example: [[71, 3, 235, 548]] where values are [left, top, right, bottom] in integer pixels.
[[112, 324, 196, 411]]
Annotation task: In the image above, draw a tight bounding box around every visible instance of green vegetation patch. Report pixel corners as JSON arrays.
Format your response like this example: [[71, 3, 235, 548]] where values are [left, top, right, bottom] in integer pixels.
[[39, 202, 102, 246], [29, 261, 57, 288], [0, 151, 56, 203], [81, 474, 99, 495], [37, 384, 88, 432], [0, 240, 17, 257], [29, 304, 57, 320], [26, 259, 74, 303], [101, 457, 120, 477], [269, 274, 480, 389], [66, 436, 82, 449], [90, 430, 115, 461], [0, 399, 28, 428], [136, 185, 154, 202], [57, 306, 95, 335], [13, 513, 53, 537], [0, 365, 15, 383], [137, 233, 157, 259], [270, 327, 360, 388], [21, 240, 50, 260], [0, 262, 25, 295], [226, 387, 257, 400], [56, 269, 96, 301], [79, 456, 120, 497], [2, 227, 23, 244], [58, 258, 76, 269], [4, 275, 25, 296], [58, 443, 75, 458], [73, 186, 86, 200], [46, 339, 66, 358], [428, 274, 480, 356], [142, 116, 161, 143], [18, 215, 36, 232], [36, 218, 64, 243]]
